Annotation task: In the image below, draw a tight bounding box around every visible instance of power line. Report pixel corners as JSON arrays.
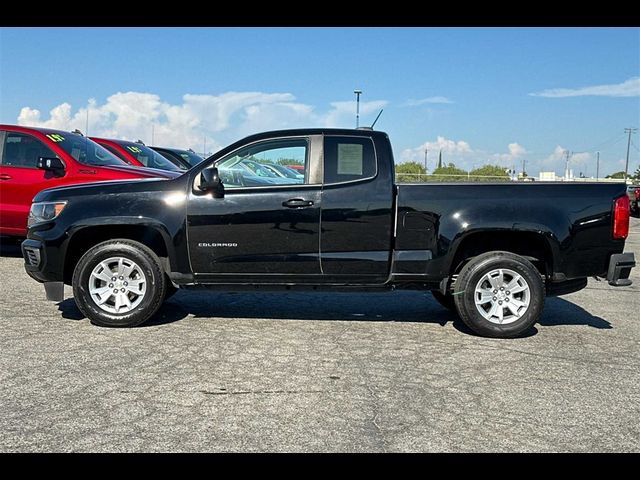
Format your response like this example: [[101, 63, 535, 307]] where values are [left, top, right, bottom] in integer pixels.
[[576, 132, 628, 154]]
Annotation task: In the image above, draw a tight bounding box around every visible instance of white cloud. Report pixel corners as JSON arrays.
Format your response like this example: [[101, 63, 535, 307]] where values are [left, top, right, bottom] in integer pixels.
[[403, 96, 454, 106], [489, 142, 528, 164], [400, 136, 473, 168], [400, 138, 531, 171], [16, 91, 388, 155], [530, 76, 640, 98], [508, 142, 527, 158]]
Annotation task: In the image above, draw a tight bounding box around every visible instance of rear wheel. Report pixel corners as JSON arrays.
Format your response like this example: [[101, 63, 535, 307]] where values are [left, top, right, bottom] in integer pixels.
[[72, 239, 166, 327], [453, 251, 544, 338]]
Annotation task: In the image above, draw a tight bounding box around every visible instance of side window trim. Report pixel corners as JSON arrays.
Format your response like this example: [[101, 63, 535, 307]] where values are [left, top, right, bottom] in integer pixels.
[[322, 135, 378, 186], [202, 135, 318, 191], [0, 131, 57, 170], [0, 131, 6, 165]]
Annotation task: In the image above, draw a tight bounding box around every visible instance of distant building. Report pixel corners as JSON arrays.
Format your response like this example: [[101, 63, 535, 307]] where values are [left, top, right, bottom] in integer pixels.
[[539, 171, 557, 181]]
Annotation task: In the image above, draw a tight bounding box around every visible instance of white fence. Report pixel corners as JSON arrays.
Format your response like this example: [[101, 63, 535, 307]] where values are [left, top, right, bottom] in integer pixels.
[[395, 173, 631, 183]]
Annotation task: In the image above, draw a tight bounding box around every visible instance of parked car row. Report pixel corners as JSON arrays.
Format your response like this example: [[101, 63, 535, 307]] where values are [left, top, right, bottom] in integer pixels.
[[0, 124, 206, 237], [628, 184, 640, 215]]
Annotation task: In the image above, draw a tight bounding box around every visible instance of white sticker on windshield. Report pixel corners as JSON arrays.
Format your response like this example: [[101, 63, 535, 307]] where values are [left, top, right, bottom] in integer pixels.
[[337, 143, 363, 175]]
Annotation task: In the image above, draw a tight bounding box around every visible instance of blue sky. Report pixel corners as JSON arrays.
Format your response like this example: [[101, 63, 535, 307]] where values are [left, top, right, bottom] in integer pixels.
[[1, 27, 638, 176]]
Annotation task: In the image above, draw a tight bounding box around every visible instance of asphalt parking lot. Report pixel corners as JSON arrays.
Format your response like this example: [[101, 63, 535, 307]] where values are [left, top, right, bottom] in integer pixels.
[[1, 217, 639, 452]]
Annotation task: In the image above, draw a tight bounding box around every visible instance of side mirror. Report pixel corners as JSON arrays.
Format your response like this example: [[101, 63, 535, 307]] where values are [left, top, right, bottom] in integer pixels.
[[199, 167, 225, 197], [37, 157, 65, 172]]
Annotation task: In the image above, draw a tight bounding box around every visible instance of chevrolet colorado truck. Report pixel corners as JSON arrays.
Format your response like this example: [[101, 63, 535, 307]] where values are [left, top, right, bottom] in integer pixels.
[[21, 128, 635, 337]]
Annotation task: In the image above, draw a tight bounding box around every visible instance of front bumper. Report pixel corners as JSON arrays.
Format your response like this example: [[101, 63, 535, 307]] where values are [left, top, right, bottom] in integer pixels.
[[607, 252, 635, 287], [22, 239, 46, 280], [22, 238, 65, 301]]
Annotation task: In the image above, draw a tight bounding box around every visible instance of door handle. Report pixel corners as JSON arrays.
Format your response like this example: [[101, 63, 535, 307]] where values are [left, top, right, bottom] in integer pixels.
[[282, 198, 314, 208], [0, 174, 12, 180]]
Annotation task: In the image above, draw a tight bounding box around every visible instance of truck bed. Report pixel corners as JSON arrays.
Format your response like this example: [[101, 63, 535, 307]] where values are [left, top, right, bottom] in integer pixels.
[[395, 182, 628, 281]]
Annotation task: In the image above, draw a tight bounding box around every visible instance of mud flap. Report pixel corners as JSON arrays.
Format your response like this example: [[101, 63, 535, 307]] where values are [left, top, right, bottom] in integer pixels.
[[44, 282, 64, 302]]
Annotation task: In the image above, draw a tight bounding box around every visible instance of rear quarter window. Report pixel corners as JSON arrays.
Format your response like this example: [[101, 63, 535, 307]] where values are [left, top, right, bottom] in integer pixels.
[[323, 136, 376, 184]]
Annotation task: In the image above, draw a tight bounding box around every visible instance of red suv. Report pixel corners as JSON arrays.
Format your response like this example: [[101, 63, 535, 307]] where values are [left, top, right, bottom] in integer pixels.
[[0, 125, 179, 237], [90, 137, 185, 172]]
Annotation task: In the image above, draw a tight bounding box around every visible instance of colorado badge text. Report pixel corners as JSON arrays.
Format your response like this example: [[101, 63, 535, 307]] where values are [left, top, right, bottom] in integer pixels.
[[198, 242, 238, 248]]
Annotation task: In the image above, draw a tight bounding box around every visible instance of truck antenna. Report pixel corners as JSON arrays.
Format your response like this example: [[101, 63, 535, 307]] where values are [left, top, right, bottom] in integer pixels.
[[371, 109, 383, 129]]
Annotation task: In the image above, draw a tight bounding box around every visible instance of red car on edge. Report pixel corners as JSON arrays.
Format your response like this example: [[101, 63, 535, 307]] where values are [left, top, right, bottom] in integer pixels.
[[90, 137, 185, 172], [0, 125, 178, 237]]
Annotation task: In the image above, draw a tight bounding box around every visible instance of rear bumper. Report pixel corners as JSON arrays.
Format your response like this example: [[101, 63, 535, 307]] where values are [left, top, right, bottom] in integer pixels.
[[607, 252, 635, 287]]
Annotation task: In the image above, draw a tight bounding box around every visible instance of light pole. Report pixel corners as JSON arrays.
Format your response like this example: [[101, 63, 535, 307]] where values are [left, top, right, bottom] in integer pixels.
[[354, 89, 362, 128]]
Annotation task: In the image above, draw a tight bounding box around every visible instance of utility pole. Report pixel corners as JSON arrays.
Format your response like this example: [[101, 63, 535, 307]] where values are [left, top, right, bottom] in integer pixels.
[[522, 158, 526, 178], [624, 127, 638, 181], [203, 136, 207, 157], [354, 89, 362, 128], [424, 148, 428, 175], [564, 150, 571, 181], [85, 108, 89, 136], [151, 124, 155, 146], [596, 151, 600, 181]]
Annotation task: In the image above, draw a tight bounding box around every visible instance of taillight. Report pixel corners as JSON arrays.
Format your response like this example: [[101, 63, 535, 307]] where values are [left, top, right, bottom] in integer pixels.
[[635, 188, 640, 200], [613, 195, 630, 239]]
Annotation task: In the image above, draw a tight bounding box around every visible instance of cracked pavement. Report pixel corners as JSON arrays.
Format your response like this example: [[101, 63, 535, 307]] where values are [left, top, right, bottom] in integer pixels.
[[0, 217, 639, 452]]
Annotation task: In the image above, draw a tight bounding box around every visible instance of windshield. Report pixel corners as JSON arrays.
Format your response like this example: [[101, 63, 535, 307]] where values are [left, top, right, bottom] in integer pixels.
[[177, 150, 204, 167], [118, 142, 182, 172], [271, 164, 303, 179], [50, 133, 127, 167]]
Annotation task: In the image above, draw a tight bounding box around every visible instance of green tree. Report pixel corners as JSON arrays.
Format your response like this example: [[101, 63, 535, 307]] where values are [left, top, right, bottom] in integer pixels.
[[431, 163, 467, 182], [277, 157, 304, 166], [469, 165, 511, 182], [633, 165, 640, 181], [606, 171, 626, 179], [437, 150, 443, 169], [395, 161, 426, 183]]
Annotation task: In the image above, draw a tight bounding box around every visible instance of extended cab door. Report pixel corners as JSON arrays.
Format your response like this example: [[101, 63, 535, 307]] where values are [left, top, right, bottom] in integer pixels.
[[187, 135, 323, 282], [0, 130, 63, 236], [319, 134, 395, 284]]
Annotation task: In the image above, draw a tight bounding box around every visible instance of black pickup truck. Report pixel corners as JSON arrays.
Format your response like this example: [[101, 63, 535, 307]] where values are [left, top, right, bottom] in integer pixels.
[[22, 128, 635, 337]]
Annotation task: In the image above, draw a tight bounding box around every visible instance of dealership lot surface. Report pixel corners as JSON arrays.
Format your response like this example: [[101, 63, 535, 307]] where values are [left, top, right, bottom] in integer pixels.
[[0, 217, 638, 452]]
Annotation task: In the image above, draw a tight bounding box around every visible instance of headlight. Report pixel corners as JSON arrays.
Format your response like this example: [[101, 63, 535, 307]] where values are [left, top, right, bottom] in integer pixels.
[[28, 201, 67, 227]]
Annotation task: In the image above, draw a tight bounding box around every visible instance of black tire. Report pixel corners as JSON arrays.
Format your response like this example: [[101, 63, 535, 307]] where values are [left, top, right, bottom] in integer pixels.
[[453, 251, 544, 338], [72, 239, 167, 327], [431, 290, 456, 311]]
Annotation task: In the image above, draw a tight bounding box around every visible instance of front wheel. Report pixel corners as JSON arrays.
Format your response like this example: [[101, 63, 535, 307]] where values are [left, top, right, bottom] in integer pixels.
[[72, 239, 167, 327], [453, 251, 544, 338]]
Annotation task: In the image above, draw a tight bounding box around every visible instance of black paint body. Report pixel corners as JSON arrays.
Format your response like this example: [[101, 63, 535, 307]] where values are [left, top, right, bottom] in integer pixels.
[[23, 129, 630, 294]]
